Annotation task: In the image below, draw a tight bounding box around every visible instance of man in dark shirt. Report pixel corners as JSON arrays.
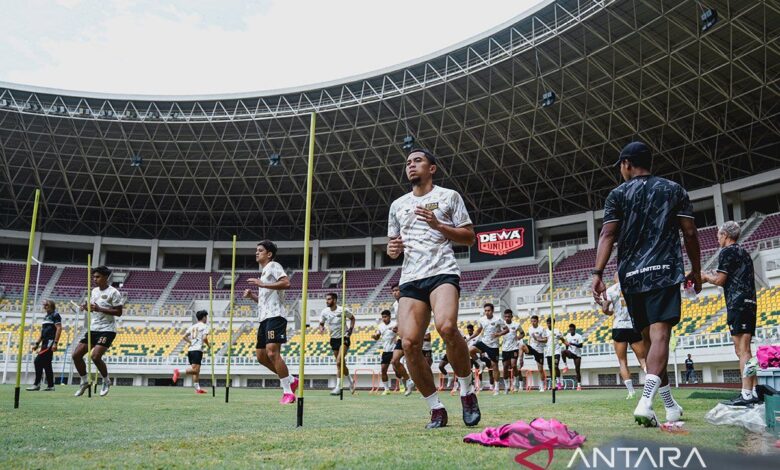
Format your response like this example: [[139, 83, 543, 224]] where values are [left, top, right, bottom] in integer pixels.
[[592, 141, 701, 427], [684, 354, 696, 384], [702, 220, 758, 406], [26, 300, 62, 391]]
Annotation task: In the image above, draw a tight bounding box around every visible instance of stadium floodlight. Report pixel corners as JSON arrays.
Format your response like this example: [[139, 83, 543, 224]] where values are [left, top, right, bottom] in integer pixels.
[[130, 154, 143, 167], [701, 8, 718, 32], [541, 91, 556, 108], [402, 135, 415, 151], [269, 153, 281, 166]]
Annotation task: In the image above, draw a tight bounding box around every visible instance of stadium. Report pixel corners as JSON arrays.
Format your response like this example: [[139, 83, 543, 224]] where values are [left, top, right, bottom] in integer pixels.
[[1, 0, 779, 468]]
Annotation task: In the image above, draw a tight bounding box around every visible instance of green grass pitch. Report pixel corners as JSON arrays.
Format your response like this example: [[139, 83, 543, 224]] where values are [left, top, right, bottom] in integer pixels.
[[0, 385, 744, 469]]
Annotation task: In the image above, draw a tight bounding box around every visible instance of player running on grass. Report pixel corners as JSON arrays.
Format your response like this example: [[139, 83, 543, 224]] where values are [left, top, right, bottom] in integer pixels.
[[602, 273, 648, 399], [172, 310, 210, 394], [500, 309, 524, 393], [319, 292, 355, 395], [389, 283, 413, 395], [73, 265, 123, 397], [372, 309, 399, 395], [561, 323, 584, 389], [387, 148, 481, 429], [468, 303, 508, 396], [525, 315, 547, 392], [544, 317, 565, 390], [243, 240, 298, 405]]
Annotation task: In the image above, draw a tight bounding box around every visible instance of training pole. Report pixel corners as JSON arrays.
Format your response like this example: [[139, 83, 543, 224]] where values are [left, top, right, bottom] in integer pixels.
[[225, 235, 237, 403], [297, 112, 317, 427], [548, 246, 556, 404], [13, 188, 40, 409], [87, 257, 92, 397], [340, 270, 347, 400], [209, 277, 216, 397]]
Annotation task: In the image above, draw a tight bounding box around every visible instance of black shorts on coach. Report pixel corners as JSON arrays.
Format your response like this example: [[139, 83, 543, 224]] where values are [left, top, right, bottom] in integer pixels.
[[256, 317, 288, 349], [187, 350, 203, 365], [612, 328, 643, 344], [623, 284, 681, 331], [79, 331, 116, 349], [728, 302, 757, 336], [330, 336, 351, 352], [399, 274, 460, 305], [381, 351, 394, 365]]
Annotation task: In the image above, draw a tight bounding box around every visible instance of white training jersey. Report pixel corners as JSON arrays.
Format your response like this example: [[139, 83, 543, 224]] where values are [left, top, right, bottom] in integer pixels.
[[477, 316, 507, 348], [388, 185, 472, 285], [502, 322, 523, 352], [467, 334, 479, 348], [606, 283, 633, 330], [187, 323, 210, 352], [565, 332, 583, 357], [89, 286, 124, 332], [545, 328, 564, 356], [377, 321, 397, 352], [527, 325, 547, 352], [320, 306, 353, 338], [256, 261, 287, 323]]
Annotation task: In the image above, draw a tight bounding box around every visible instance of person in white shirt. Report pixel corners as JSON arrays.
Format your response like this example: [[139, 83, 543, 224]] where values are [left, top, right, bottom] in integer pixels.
[[561, 323, 584, 388], [319, 292, 356, 395], [172, 310, 210, 394], [73, 265, 124, 398], [386, 148, 481, 429], [372, 309, 400, 395], [438, 325, 472, 391], [500, 309, 524, 394], [422, 327, 434, 367], [602, 274, 648, 399], [467, 303, 509, 395], [389, 283, 412, 394], [544, 317, 565, 390], [243, 240, 298, 405], [525, 315, 548, 391]]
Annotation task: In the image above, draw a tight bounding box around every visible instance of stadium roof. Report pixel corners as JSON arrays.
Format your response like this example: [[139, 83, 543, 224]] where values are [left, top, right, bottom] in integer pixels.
[[0, 0, 778, 241]]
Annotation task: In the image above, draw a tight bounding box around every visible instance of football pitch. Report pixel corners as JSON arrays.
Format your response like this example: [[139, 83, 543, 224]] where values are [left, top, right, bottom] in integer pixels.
[[0, 385, 746, 469]]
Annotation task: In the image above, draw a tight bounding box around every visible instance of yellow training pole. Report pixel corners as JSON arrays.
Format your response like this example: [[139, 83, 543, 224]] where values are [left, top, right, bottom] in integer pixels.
[[225, 235, 236, 403], [13, 188, 40, 409], [548, 246, 556, 403], [339, 270, 347, 400], [297, 112, 316, 427], [209, 276, 216, 397], [87, 256, 93, 397]]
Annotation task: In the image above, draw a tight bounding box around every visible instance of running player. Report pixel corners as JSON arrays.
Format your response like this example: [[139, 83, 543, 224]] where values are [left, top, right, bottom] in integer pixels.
[[561, 323, 584, 388], [389, 283, 412, 394], [422, 327, 434, 367], [319, 292, 356, 395], [592, 142, 699, 426], [603, 273, 648, 399], [468, 303, 508, 396], [500, 309, 524, 394], [172, 310, 210, 394], [372, 309, 398, 395], [544, 317, 565, 390], [525, 315, 547, 391], [438, 324, 471, 390], [386, 148, 481, 429], [243, 240, 298, 405]]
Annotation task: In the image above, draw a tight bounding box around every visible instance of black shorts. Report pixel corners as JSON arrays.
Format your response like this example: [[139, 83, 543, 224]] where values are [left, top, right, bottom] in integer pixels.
[[612, 328, 643, 344], [527, 346, 544, 364], [330, 337, 351, 352], [546, 354, 560, 369], [502, 350, 519, 362], [623, 284, 681, 331], [394, 339, 403, 351], [381, 351, 394, 365], [187, 350, 203, 365], [727, 303, 757, 336], [399, 274, 460, 305], [422, 350, 432, 359], [476, 341, 499, 362], [256, 317, 288, 349], [79, 331, 116, 349]]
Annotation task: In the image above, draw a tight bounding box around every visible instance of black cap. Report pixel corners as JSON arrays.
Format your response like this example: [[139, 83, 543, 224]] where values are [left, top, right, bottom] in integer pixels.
[[408, 148, 436, 165], [614, 141, 652, 168]]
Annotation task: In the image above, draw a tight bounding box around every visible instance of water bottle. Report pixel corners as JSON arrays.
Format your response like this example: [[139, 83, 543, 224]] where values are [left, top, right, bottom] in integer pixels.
[[683, 280, 697, 300]]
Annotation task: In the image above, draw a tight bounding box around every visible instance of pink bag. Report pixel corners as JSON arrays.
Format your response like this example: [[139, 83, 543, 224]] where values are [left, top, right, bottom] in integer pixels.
[[756, 345, 780, 369], [463, 418, 585, 449]]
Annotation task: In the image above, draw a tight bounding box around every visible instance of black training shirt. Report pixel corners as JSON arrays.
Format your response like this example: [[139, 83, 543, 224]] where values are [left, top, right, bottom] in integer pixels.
[[716, 243, 756, 313], [40, 311, 62, 342], [685, 358, 694, 370], [603, 175, 695, 294]]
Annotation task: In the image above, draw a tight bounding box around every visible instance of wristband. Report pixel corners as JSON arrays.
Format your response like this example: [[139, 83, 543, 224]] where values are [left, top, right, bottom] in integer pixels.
[[591, 269, 603, 276]]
